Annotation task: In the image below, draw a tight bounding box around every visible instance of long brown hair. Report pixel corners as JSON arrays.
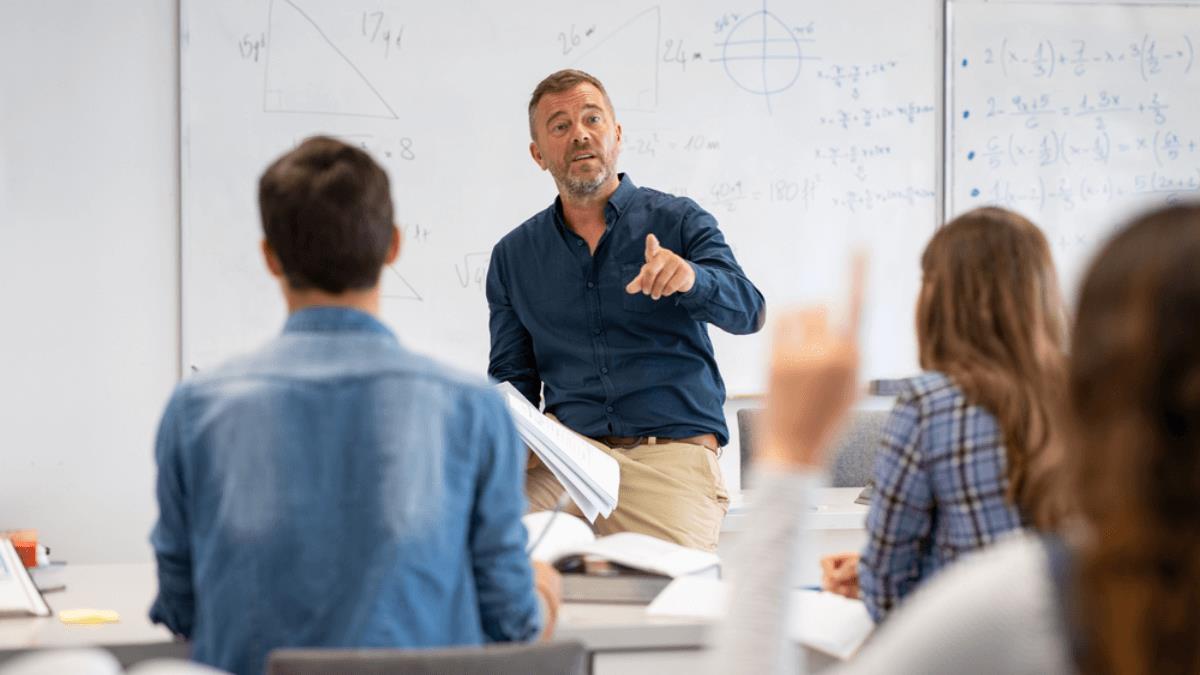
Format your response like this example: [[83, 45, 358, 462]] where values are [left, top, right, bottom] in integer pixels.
[[1068, 205, 1200, 675], [917, 207, 1067, 523]]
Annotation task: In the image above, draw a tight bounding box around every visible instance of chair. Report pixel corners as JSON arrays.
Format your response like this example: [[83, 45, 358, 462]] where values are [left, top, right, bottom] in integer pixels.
[[265, 641, 587, 675], [737, 407, 889, 488]]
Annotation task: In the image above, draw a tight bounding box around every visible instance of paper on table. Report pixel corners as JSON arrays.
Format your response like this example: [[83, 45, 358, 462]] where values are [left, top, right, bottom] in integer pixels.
[[645, 576, 728, 619], [788, 589, 874, 659], [645, 581, 874, 660], [585, 532, 720, 578]]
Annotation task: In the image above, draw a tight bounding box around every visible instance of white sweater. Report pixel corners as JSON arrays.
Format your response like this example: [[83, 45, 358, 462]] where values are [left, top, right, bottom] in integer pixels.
[[710, 469, 1074, 675]]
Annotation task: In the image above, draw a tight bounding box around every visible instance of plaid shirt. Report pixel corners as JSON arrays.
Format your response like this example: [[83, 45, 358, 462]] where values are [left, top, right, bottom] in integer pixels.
[[859, 372, 1022, 623]]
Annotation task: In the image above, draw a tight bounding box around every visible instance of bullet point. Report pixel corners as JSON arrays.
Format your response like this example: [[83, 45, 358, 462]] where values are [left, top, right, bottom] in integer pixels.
[[967, 151, 976, 160], [963, 110, 970, 119], [970, 188, 980, 197]]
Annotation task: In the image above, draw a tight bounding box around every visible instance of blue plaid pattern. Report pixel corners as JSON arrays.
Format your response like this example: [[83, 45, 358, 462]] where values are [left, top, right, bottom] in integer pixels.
[[858, 371, 1022, 623]]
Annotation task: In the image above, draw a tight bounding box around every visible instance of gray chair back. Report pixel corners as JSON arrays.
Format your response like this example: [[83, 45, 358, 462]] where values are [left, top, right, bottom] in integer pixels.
[[266, 641, 587, 675], [738, 408, 889, 487]]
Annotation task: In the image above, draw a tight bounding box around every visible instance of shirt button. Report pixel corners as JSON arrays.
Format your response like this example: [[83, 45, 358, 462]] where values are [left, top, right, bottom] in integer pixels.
[[576, 240, 584, 247], [587, 282, 595, 289], [606, 406, 614, 413], [601, 367, 609, 374], [593, 328, 602, 335]]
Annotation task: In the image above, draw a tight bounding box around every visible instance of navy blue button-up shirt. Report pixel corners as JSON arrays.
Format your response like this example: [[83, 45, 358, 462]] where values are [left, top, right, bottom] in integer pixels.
[[487, 174, 765, 446], [150, 307, 540, 675]]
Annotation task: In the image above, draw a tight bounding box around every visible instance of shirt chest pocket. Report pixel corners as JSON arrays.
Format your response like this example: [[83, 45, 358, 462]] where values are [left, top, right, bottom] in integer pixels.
[[620, 263, 661, 314]]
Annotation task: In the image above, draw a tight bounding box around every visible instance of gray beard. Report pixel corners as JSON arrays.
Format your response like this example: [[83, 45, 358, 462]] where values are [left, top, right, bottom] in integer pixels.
[[560, 165, 611, 198]]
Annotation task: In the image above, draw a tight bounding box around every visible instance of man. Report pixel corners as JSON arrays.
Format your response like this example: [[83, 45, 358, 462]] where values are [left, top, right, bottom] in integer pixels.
[[150, 137, 560, 675], [487, 70, 765, 551]]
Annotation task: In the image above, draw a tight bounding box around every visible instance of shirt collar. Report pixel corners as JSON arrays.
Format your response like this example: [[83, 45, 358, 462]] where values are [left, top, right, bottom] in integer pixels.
[[283, 306, 395, 337], [606, 173, 637, 215]]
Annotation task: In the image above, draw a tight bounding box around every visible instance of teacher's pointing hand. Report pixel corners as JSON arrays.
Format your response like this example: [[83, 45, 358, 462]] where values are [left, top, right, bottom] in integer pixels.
[[624, 234, 696, 300]]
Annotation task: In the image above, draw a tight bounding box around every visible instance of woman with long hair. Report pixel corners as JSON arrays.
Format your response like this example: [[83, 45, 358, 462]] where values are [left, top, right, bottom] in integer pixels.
[[824, 207, 1067, 621]]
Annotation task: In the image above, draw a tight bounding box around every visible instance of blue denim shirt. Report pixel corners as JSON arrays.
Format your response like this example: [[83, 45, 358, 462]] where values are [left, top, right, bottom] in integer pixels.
[[149, 308, 540, 675], [486, 174, 765, 446], [859, 372, 1023, 622]]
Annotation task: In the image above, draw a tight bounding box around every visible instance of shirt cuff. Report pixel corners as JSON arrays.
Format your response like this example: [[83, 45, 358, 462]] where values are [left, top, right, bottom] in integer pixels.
[[676, 262, 714, 307]]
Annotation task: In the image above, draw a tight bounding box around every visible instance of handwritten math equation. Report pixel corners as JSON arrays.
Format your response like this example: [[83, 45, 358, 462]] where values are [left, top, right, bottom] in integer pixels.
[[974, 33, 1194, 83]]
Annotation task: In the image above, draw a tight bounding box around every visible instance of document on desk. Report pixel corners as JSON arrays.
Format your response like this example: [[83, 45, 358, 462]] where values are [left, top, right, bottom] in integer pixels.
[[646, 580, 873, 660], [0, 539, 50, 618], [498, 382, 620, 521]]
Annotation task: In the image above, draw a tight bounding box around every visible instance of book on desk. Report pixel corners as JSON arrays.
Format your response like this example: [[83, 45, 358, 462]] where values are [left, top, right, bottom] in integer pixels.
[[0, 538, 50, 618], [523, 511, 720, 604]]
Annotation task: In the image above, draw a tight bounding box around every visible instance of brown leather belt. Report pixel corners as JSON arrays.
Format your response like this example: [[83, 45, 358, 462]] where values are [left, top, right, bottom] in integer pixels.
[[594, 433, 720, 454]]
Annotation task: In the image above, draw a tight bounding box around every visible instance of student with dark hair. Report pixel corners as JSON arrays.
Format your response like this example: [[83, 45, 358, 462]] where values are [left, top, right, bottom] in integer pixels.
[[714, 204, 1200, 674], [149, 137, 560, 675], [823, 207, 1067, 621]]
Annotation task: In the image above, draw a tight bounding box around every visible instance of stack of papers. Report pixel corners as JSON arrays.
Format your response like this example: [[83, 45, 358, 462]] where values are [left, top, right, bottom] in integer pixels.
[[498, 383, 620, 522]]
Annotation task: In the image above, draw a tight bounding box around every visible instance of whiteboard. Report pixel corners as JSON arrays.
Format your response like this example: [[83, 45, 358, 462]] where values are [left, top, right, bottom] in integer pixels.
[[181, 0, 943, 393], [947, 0, 1200, 296]]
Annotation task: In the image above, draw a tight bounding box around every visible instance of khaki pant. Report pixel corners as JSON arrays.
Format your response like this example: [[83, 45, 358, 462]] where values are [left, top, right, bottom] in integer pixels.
[[525, 434, 730, 552]]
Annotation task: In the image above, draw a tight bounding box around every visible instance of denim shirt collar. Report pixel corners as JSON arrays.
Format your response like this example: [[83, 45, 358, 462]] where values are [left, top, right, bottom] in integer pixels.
[[283, 306, 395, 338], [552, 173, 637, 232]]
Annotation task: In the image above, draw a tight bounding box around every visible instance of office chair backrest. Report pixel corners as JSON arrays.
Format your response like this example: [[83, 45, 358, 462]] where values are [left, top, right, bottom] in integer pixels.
[[738, 408, 889, 488], [266, 641, 587, 675]]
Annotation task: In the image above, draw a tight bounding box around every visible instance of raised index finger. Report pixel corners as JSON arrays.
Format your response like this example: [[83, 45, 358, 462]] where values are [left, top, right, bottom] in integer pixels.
[[645, 233, 661, 261], [845, 252, 866, 340]]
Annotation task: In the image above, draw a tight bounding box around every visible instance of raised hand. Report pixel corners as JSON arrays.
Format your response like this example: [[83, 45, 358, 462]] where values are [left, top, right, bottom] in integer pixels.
[[759, 256, 865, 469]]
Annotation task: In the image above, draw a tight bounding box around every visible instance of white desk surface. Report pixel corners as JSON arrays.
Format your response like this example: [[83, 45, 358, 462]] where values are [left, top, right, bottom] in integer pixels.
[[0, 564, 701, 654], [0, 488, 867, 656]]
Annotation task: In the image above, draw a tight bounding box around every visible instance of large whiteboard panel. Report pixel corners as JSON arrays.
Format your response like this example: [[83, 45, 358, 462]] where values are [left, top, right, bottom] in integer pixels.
[[948, 1, 1200, 293], [182, 0, 942, 393]]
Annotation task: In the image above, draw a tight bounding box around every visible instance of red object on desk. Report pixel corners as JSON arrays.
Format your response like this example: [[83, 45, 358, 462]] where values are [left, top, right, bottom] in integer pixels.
[[4, 530, 38, 568]]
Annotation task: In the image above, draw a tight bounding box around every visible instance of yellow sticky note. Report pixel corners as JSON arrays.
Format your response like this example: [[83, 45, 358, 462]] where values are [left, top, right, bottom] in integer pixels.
[[58, 609, 120, 625]]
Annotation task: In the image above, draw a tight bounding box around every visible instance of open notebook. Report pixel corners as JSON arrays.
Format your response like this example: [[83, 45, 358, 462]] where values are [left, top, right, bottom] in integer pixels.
[[0, 538, 50, 618], [522, 511, 720, 579]]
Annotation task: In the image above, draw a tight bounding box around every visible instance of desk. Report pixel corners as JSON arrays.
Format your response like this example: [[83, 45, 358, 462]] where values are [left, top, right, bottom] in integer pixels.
[[0, 488, 867, 674]]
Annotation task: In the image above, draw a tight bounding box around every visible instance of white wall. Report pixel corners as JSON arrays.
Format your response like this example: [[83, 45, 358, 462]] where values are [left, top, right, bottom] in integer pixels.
[[0, 1, 180, 563]]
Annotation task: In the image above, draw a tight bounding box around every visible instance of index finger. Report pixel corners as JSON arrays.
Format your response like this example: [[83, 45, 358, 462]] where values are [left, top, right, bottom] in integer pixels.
[[645, 233, 661, 260], [844, 251, 866, 340]]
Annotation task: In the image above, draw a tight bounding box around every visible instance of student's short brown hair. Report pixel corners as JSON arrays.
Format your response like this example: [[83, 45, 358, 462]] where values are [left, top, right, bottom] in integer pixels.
[[258, 136, 394, 293], [527, 69, 614, 139]]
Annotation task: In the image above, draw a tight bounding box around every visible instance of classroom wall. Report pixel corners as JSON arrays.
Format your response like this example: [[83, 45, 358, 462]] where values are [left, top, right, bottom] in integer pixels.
[[0, 1, 180, 563], [0, 1, 744, 564]]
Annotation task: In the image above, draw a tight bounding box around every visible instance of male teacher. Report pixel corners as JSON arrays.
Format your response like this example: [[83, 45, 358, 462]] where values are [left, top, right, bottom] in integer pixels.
[[486, 69, 765, 551]]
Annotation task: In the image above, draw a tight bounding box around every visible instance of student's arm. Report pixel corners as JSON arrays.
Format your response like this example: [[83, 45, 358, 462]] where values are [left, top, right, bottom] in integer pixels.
[[148, 389, 195, 638], [486, 248, 542, 407], [674, 202, 766, 335], [468, 390, 547, 643], [830, 535, 1065, 675], [710, 293, 861, 674], [858, 396, 932, 623]]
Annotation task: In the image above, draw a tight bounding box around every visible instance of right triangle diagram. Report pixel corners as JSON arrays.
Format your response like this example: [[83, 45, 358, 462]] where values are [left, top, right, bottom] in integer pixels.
[[263, 0, 398, 119], [382, 265, 422, 301], [572, 7, 660, 112]]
